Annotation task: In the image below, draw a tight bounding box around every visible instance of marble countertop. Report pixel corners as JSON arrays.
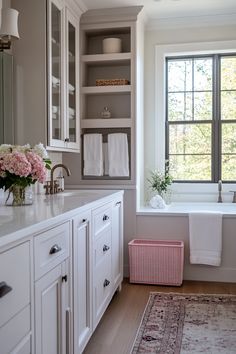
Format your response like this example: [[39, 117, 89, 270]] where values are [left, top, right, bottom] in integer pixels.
[[0, 189, 123, 248]]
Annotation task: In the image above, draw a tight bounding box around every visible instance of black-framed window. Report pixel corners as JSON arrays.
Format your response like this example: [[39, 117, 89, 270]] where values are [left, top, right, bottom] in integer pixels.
[[166, 54, 236, 182]]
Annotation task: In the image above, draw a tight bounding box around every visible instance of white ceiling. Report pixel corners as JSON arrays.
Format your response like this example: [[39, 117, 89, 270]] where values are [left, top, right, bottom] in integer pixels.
[[83, 0, 236, 20]]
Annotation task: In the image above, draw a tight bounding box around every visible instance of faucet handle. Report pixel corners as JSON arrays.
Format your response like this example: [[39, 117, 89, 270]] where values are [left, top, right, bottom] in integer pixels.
[[230, 191, 236, 203], [44, 181, 51, 195]]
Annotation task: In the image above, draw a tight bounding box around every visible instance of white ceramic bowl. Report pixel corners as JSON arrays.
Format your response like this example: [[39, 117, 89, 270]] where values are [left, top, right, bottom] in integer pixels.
[[102, 38, 122, 54]]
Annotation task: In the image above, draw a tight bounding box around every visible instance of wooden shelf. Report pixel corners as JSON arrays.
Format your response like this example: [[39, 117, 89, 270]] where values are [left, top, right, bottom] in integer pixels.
[[81, 85, 131, 95], [81, 118, 131, 129], [82, 52, 131, 65]]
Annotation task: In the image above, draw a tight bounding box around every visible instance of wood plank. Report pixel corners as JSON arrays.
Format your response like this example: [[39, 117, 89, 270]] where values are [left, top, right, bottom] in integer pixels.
[[83, 279, 236, 354]]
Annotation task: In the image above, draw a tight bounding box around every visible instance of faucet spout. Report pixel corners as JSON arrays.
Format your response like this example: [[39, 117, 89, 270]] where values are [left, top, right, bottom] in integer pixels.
[[49, 163, 71, 194], [217, 180, 222, 203]]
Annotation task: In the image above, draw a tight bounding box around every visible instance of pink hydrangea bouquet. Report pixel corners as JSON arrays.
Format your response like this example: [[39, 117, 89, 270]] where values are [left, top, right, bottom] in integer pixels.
[[0, 143, 51, 205]]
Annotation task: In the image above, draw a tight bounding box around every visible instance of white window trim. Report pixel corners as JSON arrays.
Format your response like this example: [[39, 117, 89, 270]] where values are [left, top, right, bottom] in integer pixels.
[[155, 40, 236, 200]]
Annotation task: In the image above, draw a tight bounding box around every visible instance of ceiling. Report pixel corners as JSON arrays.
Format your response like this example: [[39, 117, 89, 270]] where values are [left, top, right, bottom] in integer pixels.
[[83, 0, 236, 20]]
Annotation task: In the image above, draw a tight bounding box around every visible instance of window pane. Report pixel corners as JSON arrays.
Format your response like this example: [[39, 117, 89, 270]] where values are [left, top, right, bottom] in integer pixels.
[[168, 92, 192, 121], [169, 154, 211, 181], [194, 92, 212, 120], [169, 124, 211, 154], [221, 91, 236, 120], [222, 123, 236, 153], [222, 155, 236, 180], [221, 56, 236, 90], [168, 59, 192, 92], [194, 58, 212, 91]]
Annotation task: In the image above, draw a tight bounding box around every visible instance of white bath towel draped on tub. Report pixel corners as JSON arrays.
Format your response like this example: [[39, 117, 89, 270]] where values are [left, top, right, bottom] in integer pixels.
[[189, 212, 223, 266]]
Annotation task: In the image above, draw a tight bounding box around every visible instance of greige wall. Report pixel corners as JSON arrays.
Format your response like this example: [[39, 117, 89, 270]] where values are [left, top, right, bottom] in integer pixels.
[[143, 24, 236, 201], [64, 21, 236, 282]]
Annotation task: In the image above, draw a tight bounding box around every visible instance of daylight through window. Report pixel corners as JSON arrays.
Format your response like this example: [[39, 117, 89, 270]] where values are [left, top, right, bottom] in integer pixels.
[[166, 54, 236, 182]]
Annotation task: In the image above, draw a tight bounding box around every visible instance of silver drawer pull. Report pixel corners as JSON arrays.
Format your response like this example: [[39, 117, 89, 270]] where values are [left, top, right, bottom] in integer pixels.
[[116, 201, 121, 206], [49, 244, 62, 255], [103, 279, 110, 288], [103, 214, 109, 221], [103, 244, 110, 252], [0, 281, 12, 298]]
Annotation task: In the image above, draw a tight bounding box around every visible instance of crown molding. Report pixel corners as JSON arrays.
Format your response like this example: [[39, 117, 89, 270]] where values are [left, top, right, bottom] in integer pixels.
[[146, 13, 236, 31], [70, 0, 87, 14], [81, 6, 144, 24]]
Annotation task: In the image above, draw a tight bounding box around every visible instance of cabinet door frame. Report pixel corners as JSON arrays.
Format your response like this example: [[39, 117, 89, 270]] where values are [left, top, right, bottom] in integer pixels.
[[73, 211, 93, 354], [112, 198, 124, 289], [35, 260, 69, 354], [47, 0, 66, 149], [65, 8, 80, 151]]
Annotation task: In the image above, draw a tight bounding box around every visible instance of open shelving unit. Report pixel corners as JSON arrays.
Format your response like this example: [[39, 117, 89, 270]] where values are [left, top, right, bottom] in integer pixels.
[[78, 6, 143, 186]]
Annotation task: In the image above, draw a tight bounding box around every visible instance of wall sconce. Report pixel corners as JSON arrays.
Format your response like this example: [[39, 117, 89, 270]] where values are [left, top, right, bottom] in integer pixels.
[[0, 8, 20, 51]]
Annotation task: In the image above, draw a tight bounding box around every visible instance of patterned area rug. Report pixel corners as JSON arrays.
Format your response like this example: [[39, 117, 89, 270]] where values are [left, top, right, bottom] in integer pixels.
[[131, 293, 236, 354]]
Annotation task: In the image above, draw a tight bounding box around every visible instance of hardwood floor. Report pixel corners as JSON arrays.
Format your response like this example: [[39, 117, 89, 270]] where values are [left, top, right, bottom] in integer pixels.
[[83, 279, 236, 354]]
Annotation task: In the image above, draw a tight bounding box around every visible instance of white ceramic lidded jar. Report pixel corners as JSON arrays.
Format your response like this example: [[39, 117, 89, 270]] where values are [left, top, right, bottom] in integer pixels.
[[102, 38, 122, 54]]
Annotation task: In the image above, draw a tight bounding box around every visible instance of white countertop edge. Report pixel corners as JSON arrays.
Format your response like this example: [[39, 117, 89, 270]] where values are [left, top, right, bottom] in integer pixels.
[[0, 190, 124, 249]]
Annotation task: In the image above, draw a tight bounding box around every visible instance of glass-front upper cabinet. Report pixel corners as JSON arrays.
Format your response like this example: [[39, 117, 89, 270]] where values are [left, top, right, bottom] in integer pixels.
[[48, 0, 64, 148], [65, 9, 80, 150], [47, 0, 80, 151]]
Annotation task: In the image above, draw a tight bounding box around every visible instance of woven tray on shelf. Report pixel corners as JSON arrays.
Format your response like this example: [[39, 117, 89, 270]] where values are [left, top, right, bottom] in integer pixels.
[[96, 78, 130, 86]]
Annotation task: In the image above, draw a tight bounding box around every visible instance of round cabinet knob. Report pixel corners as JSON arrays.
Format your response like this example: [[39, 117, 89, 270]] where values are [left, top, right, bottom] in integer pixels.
[[103, 214, 109, 221], [103, 279, 110, 288], [103, 244, 110, 252]]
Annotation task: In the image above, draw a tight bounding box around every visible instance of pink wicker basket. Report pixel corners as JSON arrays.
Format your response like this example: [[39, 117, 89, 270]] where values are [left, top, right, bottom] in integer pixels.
[[128, 239, 184, 286]]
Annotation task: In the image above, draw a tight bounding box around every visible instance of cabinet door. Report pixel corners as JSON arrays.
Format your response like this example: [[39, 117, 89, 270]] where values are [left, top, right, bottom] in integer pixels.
[[112, 198, 124, 289], [65, 9, 80, 151], [73, 211, 92, 354], [47, 0, 66, 148], [35, 260, 69, 354]]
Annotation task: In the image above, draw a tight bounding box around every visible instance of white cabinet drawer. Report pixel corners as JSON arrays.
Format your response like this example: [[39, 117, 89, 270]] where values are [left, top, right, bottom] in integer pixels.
[[0, 305, 31, 354], [93, 228, 111, 270], [0, 241, 30, 328], [34, 222, 70, 280], [93, 203, 112, 238]]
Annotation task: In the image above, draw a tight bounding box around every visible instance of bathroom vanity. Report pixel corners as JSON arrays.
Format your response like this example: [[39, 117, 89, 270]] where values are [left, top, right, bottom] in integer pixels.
[[0, 189, 123, 354]]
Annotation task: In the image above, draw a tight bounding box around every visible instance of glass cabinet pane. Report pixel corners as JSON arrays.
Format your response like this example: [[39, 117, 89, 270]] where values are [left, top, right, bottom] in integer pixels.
[[67, 21, 76, 143], [51, 3, 62, 141]]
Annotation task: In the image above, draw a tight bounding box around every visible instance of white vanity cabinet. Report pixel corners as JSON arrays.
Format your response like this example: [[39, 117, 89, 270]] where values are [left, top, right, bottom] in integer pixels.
[[0, 241, 32, 354], [12, 0, 81, 152], [34, 222, 71, 354], [73, 195, 124, 353], [0, 190, 123, 354], [72, 210, 93, 354]]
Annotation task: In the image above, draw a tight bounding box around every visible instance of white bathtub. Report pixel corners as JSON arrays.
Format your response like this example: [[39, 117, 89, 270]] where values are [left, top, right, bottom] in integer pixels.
[[138, 202, 236, 216]]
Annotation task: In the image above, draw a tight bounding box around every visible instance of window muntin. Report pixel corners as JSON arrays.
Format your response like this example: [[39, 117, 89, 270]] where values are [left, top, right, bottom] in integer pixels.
[[166, 54, 236, 182]]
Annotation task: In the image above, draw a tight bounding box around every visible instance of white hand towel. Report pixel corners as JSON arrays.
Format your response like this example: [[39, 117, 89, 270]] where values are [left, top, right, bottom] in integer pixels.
[[103, 143, 109, 175], [83, 134, 103, 176], [189, 212, 222, 266], [108, 133, 129, 177]]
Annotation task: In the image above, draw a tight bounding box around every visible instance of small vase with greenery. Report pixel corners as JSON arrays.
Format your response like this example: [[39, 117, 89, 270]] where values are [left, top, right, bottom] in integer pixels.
[[147, 161, 173, 206]]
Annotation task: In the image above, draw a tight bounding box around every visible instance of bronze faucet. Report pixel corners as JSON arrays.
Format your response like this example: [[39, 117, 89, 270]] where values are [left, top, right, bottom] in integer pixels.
[[45, 164, 71, 195]]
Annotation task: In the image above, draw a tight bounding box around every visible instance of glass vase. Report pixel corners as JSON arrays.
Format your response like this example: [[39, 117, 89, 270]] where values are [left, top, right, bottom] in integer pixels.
[[5, 185, 33, 206]]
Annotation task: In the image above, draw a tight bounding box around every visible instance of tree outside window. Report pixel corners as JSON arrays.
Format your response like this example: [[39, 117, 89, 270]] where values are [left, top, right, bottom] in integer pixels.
[[166, 54, 236, 182]]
